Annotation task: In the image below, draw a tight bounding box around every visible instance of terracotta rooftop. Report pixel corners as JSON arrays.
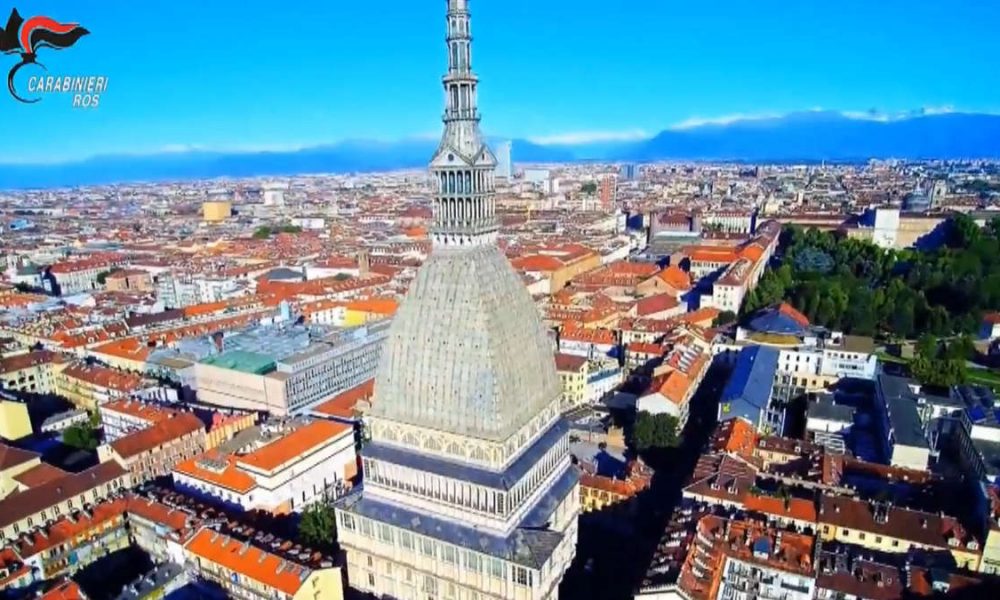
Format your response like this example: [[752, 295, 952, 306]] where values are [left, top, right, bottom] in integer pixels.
[[101, 399, 179, 424], [37, 581, 85, 600], [553, 353, 588, 372], [11, 463, 69, 489], [184, 528, 313, 596], [710, 418, 758, 460], [173, 451, 257, 494], [312, 379, 375, 419], [236, 420, 352, 473], [60, 363, 146, 392], [0, 350, 62, 375], [0, 460, 128, 530], [126, 495, 198, 540], [109, 412, 204, 459], [654, 265, 693, 291], [14, 498, 127, 559], [0, 442, 39, 470], [634, 293, 680, 317]]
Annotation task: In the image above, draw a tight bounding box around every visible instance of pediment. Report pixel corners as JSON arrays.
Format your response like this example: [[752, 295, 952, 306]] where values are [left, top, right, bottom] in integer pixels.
[[431, 144, 475, 168]]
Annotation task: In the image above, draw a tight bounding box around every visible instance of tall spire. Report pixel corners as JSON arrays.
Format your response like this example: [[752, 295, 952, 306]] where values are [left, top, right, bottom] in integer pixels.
[[430, 0, 498, 249]]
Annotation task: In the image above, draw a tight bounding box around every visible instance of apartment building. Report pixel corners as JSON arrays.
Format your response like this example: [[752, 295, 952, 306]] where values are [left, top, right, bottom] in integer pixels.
[[183, 528, 344, 600], [103, 269, 154, 292], [0, 350, 66, 396], [9, 498, 129, 582], [48, 257, 127, 296], [818, 495, 981, 571], [675, 515, 815, 600], [0, 443, 44, 499], [97, 412, 206, 484], [173, 419, 356, 513], [579, 460, 652, 513], [555, 354, 587, 410], [558, 326, 616, 359], [0, 460, 130, 539], [509, 244, 602, 293], [99, 399, 180, 442], [701, 208, 757, 234], [636, 329, 712, 429], [126, 496, 199, 566], [55, 363, 148, 410]]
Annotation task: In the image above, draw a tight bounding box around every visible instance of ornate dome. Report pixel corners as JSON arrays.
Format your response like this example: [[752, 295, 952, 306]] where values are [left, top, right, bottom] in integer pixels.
[[370, 244, 561, 442]]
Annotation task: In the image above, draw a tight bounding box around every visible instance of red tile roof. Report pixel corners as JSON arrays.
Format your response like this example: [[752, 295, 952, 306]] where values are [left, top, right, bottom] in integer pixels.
[[554, 353, 588, 372], [0, 461, 128, 530], [635, 293, 680, 317], [0, 442, 39, 470], [173, 452, 257, 494], [14, 498, 127, 559], [312, 380, 374, 419], [12, 463, 68, 489], [655, 265, 692, 291], [109, 412, 204, 459], [778, 302, 811, 327], [37, 581, 85, 600], [0, 350, 61, 375], [60, 363, 145, 392], [236, 420, 352, 473], [184, 528, 313, 596]]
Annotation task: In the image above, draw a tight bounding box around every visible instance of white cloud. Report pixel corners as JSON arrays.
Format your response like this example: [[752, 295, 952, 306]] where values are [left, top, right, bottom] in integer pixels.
[[527, 130, 650, 145], [669, 112, 785, 130], [669, 106, 978, 130]]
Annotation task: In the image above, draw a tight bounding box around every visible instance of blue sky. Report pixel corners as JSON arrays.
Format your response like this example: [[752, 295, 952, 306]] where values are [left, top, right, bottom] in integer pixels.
[[0, 0, 997, 163]]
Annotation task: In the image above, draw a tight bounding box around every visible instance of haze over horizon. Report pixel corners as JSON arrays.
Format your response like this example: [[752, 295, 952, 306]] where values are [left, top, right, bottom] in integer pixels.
[[1, 0, 997, 164]]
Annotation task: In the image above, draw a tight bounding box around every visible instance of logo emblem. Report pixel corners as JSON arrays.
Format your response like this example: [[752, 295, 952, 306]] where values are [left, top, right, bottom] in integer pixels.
[[0, 8, 89, 103]]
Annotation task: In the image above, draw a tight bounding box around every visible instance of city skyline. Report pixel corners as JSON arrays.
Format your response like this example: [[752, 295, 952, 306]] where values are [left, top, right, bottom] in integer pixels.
[[1, 0, 997, 164]]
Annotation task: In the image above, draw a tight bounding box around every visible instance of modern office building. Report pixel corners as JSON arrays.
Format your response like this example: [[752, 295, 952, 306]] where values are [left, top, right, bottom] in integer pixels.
[[192, 320, 389, 415], [495, 140, 513, 179], [335, 2, 580, 599], [620, 163, 638, 182]]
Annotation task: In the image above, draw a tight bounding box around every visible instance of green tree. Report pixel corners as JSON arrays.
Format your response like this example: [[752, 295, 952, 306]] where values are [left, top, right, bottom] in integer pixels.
[[298, 503, 337, 548], [96, 270, 116, 285], [890, 298, 916, 340], [63, 424, 98, 450], [279, 225, 303, 234], [252, 226, 272, 239], [915, 334, 939, 360], [944, 335, 975, 362], [910, 357, 967, 388], [713, 311, 737, 327], [580, 182, 598, 195], [632, 411, 679, 451], [946, 213, 981, 249]]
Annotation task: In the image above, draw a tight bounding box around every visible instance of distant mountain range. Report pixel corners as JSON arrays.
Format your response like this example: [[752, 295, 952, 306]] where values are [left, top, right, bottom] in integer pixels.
[[3, 111, 1000, 189]]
